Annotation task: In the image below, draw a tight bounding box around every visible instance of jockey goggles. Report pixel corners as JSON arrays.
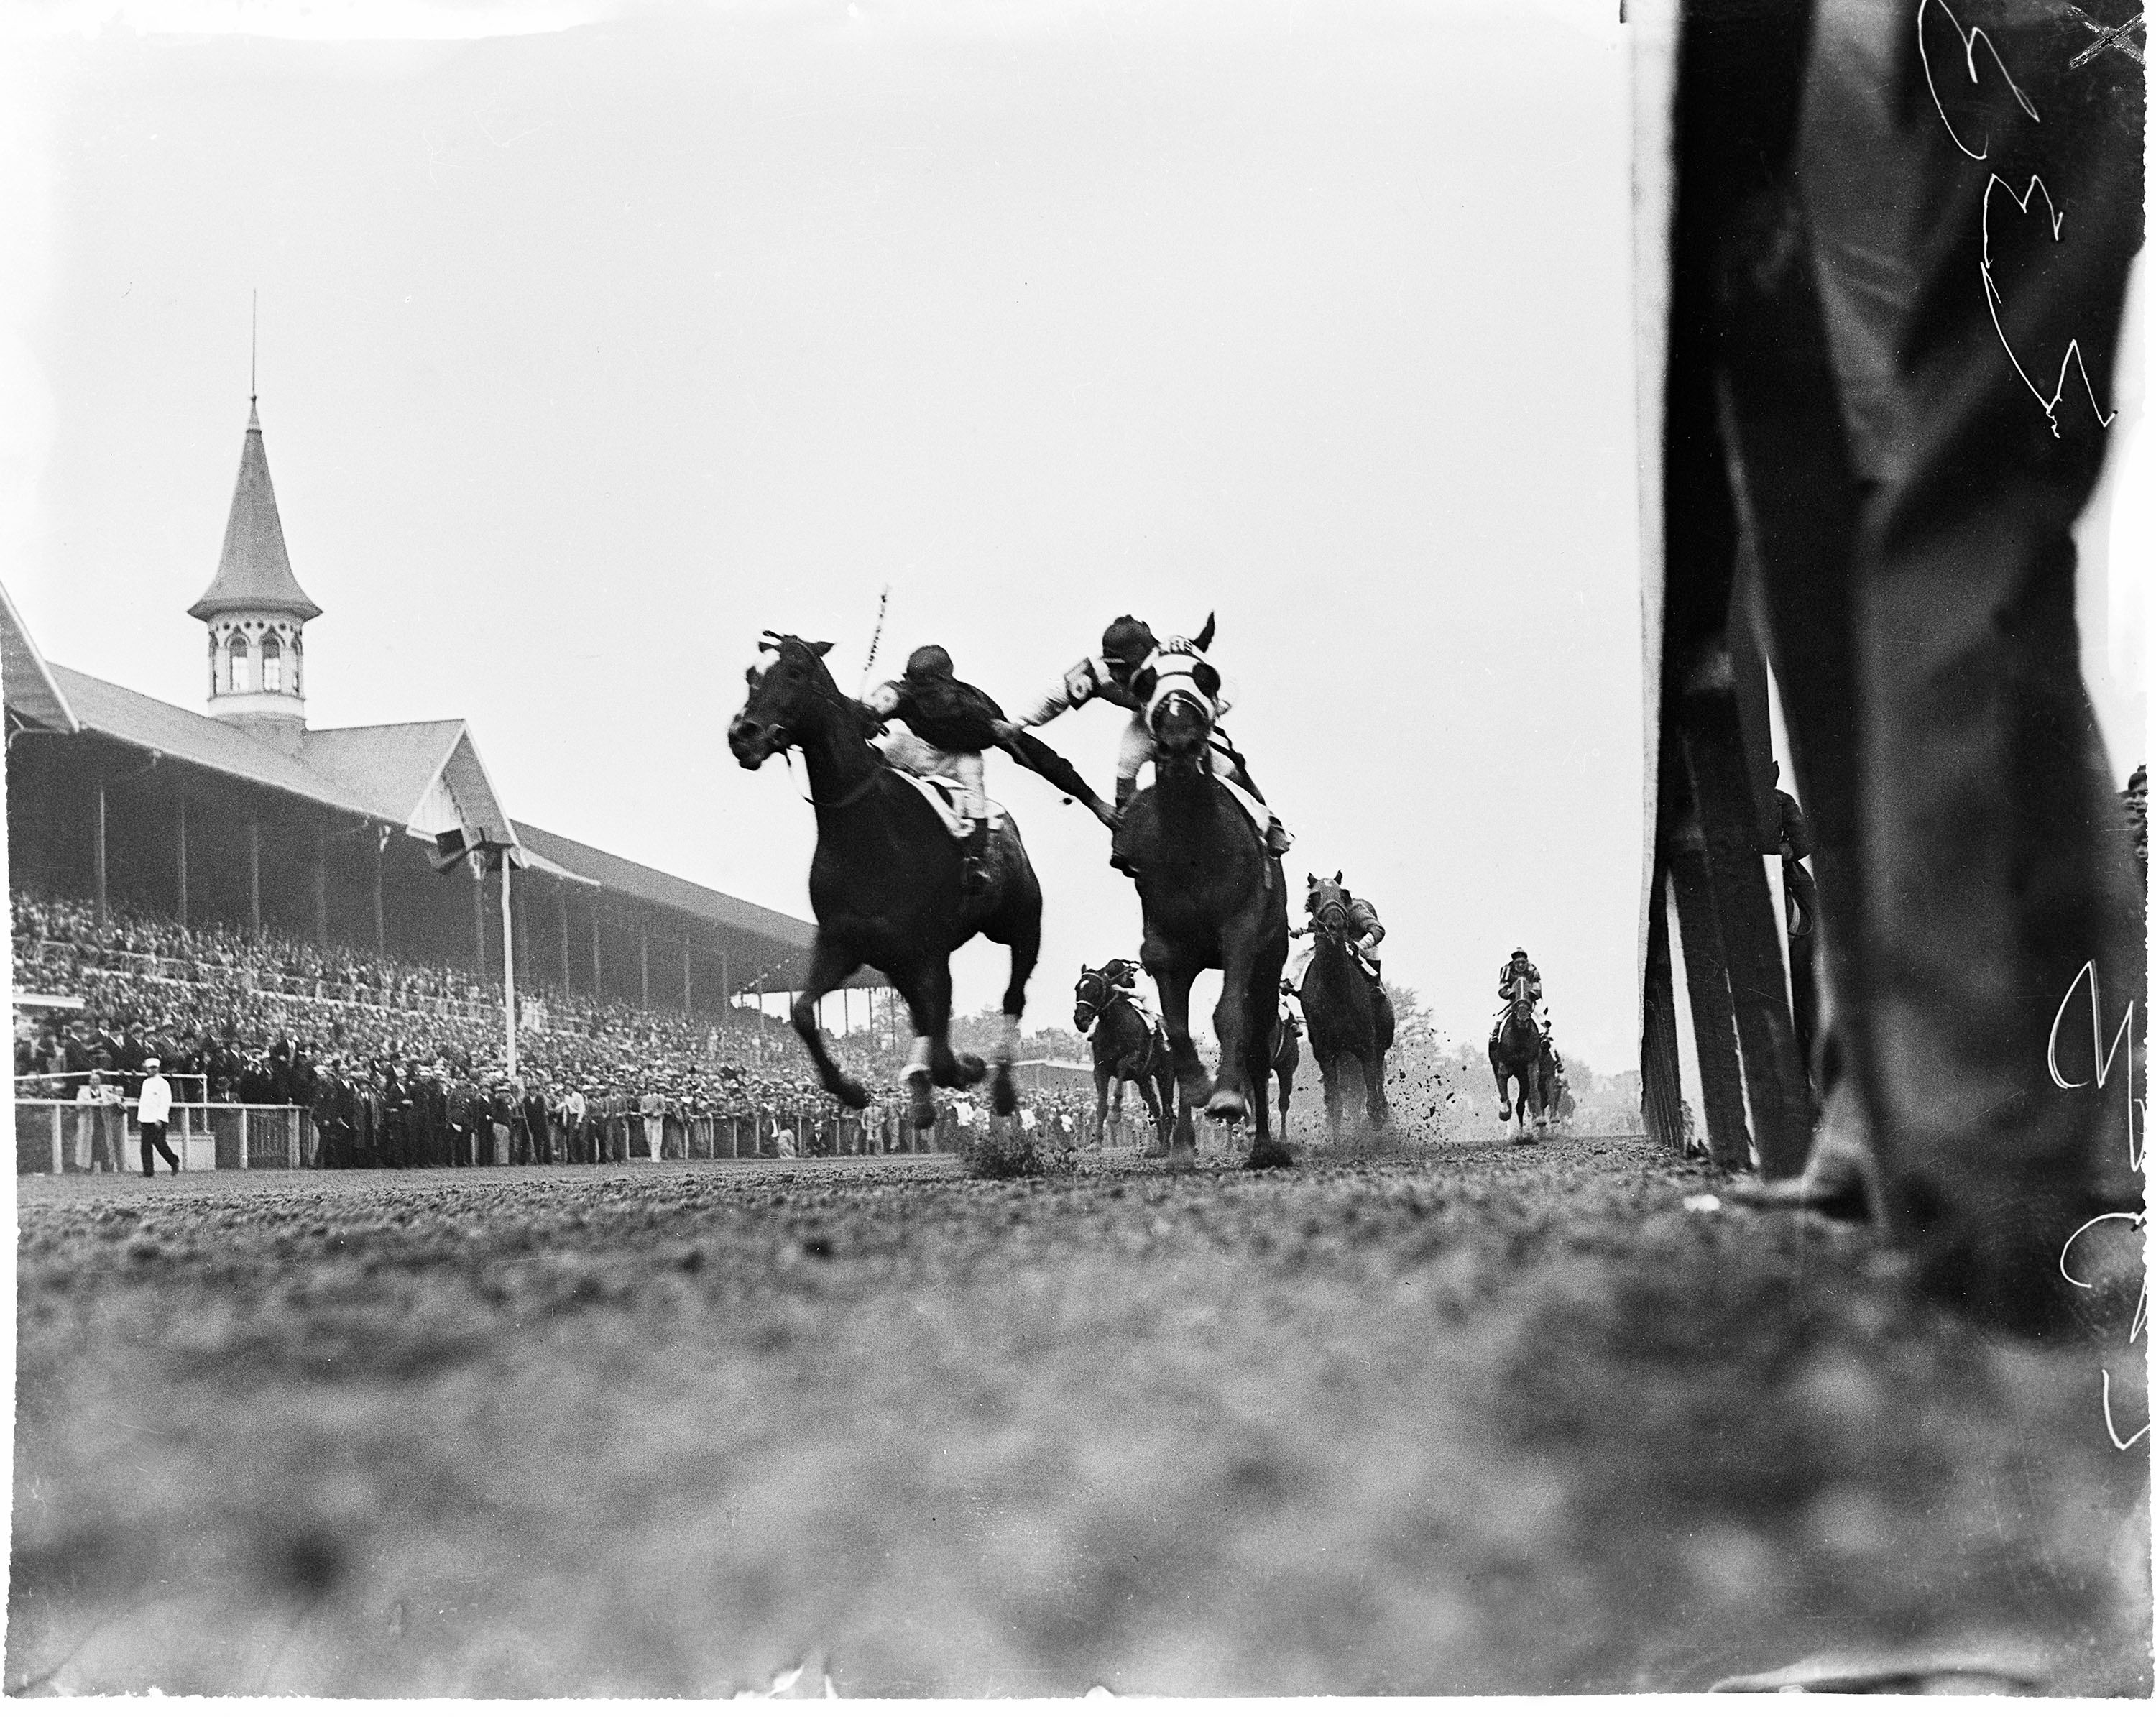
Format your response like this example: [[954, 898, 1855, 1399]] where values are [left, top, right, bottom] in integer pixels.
[[1136, 643, 1228, 735]]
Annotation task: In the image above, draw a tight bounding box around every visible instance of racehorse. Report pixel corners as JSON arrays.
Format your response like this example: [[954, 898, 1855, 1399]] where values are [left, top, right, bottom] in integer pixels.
[[1073, 965, 1174, 1151], [1488, 970, 1546, 1139], [1111, 617, 1292, 1169], [1296, 874, 1395, 1144], [727, 633, 1044, 1130]]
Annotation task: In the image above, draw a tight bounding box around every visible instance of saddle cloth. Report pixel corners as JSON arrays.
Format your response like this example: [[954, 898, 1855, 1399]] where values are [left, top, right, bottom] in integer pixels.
[[897, 772, 1007, 841]]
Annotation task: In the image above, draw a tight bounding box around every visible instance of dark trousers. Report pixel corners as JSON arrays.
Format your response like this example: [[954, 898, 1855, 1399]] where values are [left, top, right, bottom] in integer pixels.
[[1734, 1, 2144, 1317], [139, 1120, 179, 1176]]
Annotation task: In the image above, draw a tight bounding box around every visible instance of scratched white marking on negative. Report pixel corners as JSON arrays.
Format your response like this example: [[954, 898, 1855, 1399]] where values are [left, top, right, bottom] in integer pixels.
[[1917, 0, 2041, 162], [1981, 174, 2119, 436]]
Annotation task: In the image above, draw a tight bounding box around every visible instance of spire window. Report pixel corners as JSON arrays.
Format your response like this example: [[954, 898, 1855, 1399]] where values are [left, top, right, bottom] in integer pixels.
[[227, 633, 252, 694], [262, 632, 284, 693]]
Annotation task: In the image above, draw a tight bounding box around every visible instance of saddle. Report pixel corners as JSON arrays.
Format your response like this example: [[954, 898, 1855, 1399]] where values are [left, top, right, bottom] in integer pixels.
[[895, 772, 1008, 841]]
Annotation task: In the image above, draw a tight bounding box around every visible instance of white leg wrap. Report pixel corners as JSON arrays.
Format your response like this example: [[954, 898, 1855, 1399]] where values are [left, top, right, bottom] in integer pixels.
[[903, 1036, 934, 1079]]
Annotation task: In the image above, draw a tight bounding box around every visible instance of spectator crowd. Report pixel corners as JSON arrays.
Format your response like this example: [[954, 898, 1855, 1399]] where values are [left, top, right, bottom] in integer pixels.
[[11, 891, 1097, 1170]]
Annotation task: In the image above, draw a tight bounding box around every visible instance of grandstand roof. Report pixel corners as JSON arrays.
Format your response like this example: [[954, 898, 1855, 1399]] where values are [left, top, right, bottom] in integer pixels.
[[515, 824, 815, 953], [48, 664, 381, 818], [0, 585, 78, 735], [187, 402, 322, 622]]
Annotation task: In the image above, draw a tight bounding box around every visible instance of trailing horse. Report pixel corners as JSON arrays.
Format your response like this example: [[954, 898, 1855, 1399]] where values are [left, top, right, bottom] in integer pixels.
[[1111, 620, 1292, 1169], [1073, 966, 1174, 1151], [727, 633, 1043, 1130], [1295, 875, 1395, 1145], [1488, 970, 1546, 1140]]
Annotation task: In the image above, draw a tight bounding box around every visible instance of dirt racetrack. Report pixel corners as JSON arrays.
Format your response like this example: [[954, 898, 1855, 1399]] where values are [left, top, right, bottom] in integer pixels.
[[10, 1131, 2151, 1697]]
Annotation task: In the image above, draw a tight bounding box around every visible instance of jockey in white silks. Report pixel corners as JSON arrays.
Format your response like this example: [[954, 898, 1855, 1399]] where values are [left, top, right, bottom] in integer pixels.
[[1010, 614, 1292, 857]]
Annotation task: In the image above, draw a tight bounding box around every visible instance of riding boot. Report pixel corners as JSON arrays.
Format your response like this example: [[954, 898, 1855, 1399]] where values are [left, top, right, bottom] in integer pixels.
[[960, 821, 992, 894], [1110, 781, 1141, 878]]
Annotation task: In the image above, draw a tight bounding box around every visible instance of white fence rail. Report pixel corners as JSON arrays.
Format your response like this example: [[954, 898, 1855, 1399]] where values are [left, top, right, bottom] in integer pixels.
[[15, 1101, 313, 1175]]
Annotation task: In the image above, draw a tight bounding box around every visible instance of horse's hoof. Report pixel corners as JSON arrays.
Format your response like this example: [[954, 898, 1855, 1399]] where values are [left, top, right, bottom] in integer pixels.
[[1142, 1141, 1169, 1159], [991, 1070, 1018, 1118], [1168, 1146, 1197, 1173], [832, 1079, 871, 1111], [1245, 1143, 1294, 1171], [1204, 1088, 1248, 1123]]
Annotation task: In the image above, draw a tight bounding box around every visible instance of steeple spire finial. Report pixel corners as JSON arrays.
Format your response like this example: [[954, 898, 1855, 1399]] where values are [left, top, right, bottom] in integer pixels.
[[249, 290, 258, 417]]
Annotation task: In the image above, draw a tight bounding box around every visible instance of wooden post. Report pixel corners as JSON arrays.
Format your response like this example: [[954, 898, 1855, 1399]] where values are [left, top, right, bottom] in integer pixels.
[[93, 777, 109, 922], [1639, 859, 1684, 1151], [248, 814, 261, 936], [313, 821, 328, 946], [175, 797, 189, 926]]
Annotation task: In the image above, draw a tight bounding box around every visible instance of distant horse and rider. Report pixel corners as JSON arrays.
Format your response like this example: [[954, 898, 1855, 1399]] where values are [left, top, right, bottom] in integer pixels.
[[1073, 959, 1174, 1151], [1287, 873, 1394, 1145], [1488, 947, 1554, 1140]]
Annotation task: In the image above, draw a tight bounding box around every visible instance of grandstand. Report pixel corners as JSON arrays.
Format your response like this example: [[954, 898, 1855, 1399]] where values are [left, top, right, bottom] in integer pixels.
[[1, 397, 876, 1021]]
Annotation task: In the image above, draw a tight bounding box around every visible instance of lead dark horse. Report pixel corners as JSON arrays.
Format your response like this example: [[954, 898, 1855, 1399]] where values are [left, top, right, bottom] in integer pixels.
[[1488, 969, 1546, 1140], [1296, 875, 1395, 1144], [1073, 966, 1174, 1151], [1112, 620, 1291, 1169], [1267, 1004, 1302, 1138], [727, 634, 1042, 1128]]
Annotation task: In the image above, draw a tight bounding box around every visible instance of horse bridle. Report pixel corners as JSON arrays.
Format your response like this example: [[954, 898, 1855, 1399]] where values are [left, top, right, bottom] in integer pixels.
[[1310, 896, 1350, 943], [750, 639, 883, 811], [1074, 969, 1107, 1031]]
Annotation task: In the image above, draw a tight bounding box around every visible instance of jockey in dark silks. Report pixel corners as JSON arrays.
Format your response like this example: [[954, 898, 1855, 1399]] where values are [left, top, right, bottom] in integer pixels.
[[1010, 615, 1292, 857], [1287, 882, 1383, 988], [861, 644, 1115, 893]]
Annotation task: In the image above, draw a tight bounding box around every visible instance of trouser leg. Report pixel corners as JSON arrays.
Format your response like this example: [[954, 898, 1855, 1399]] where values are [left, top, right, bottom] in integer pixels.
[[1789, 4, 2145, 1322]]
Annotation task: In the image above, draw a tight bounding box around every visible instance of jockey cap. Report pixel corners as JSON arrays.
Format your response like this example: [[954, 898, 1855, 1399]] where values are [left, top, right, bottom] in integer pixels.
[[904, 644, 955, 679], [1101, 616, 1158, 672]]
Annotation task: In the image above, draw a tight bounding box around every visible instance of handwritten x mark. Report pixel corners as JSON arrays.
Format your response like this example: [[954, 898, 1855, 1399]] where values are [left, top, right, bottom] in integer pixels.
[[2061, 3, 2145, 68]]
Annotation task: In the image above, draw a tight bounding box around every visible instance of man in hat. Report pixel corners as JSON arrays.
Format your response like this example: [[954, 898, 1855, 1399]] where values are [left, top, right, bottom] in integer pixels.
[[1010, 614, 1291, 854], [136, 1056, 180, 1177], [860, 643, 1116, 893]]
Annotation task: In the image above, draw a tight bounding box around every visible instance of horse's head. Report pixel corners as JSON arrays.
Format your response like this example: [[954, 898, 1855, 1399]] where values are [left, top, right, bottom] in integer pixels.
[[1073, 966, 1109, 1034], [1133, 614, 1222, 767], [1305, 872, 1352, 943], [1504, 970, 1537, 1022], [727, 632, 839, 769]]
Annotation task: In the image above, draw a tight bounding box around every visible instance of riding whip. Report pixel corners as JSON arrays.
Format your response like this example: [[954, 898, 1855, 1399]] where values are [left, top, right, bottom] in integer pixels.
[[859, 584, 891, 691]]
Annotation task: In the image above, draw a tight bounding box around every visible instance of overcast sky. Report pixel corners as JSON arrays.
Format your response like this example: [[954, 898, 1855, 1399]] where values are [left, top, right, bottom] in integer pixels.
[[2, 0, 2144, 1076]]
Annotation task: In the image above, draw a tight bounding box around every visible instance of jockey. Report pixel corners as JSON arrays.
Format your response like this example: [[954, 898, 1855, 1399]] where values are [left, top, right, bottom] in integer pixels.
[[1278, 975, 1307, 1034], [1009, 614, 1292, 857], [862, 644, 1116, 893], [1492, 947, 1542, 1036], [1096, 956, 1159, 1033], [1286, 877, 1384, 987]]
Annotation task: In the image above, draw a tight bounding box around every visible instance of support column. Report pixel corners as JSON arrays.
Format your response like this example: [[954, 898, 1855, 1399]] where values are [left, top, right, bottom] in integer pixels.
[[93, 777, 109, 922], [472, 862, 487, 975], [248, 814, 262, 937], [591, 907, 603, 997], [640, 924, 650, 1010], [558, 886, 571, 995], [682, 935, 692, 1014], [373, 828, 386, 958], [501, 857, 517, 1079], [313, 822, 328, 946], [175, 798, 189, 927]]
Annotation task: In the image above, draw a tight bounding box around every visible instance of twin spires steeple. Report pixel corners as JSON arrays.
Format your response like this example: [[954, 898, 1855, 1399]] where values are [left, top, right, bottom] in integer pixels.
[[191, 395, 319, 753]]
